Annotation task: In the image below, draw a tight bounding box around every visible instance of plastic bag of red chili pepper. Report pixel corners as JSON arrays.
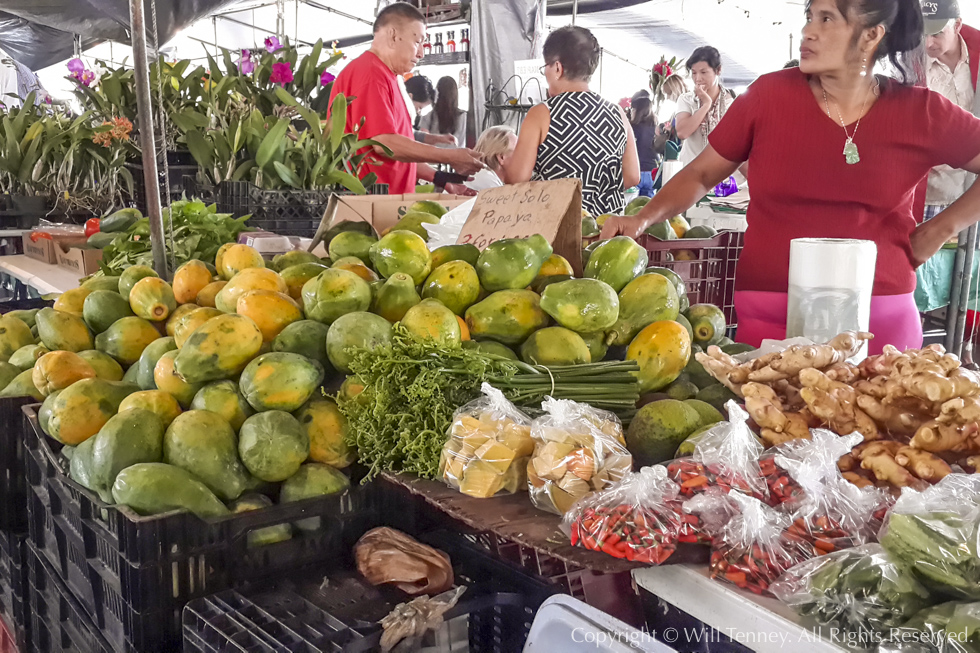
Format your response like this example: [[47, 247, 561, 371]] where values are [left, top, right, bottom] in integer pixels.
[[709, 492, 816, 595], [759, 429, 857, 508], [679, 488, 739, 544], [666, 402, 768, 502], [775, 432, 889, 554], [560, 465, 681, 564]]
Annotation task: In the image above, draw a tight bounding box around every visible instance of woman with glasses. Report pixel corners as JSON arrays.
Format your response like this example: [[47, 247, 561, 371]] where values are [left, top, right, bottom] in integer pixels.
[[506, 26, 640, 216]]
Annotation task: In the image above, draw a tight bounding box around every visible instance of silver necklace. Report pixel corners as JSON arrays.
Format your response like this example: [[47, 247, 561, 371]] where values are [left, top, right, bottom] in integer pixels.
[[821, 79, 875, 165]]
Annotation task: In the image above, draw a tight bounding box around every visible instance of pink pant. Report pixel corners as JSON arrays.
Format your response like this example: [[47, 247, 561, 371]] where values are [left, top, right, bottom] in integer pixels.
[[733, 291, 923, 356]]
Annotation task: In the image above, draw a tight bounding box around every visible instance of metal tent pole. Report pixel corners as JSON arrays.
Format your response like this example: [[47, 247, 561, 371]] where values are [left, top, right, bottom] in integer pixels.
[[951, 225, 979, 358], [129, 0, 169, 279]]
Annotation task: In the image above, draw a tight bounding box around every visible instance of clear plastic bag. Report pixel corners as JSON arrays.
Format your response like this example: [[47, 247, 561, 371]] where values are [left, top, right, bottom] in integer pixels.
[[561, 465, 681, 564], [528, 397, 632, 515], [666, 402, 768, 501], [880, 601, 980, 653], [439, 383, 533, 498], [879, 475, 980, 600], [770, 544, 933, 642], [680, 488, 739, 544], [709, 492, 815, 595], [775, 431, 889, 553]]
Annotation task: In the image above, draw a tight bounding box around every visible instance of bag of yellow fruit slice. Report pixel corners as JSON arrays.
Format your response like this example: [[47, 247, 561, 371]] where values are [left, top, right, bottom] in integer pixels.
[[528, 397, 633, 515], [439, 383, 533, 499]]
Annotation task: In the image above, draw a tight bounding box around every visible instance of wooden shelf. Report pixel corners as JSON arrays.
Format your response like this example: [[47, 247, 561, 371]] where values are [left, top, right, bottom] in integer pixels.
[[419, 51, 470, 66]]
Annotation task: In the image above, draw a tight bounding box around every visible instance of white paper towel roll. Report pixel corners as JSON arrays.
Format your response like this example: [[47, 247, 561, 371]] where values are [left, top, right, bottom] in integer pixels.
[[787, 238, 877, 348]]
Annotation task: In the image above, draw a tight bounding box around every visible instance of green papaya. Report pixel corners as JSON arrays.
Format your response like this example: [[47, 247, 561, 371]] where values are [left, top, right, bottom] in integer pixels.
[[475, 235, 552, 292], [387, 211, 439, 240], [82, 290, 135, 334], [78, 350, 124, 381], [585, 236, 649, 292], [430, 244, 480, 270], [368, 230, 432, 284], [646, 267, 689, 313], [239, 352, 324, 412], [229, 494, 292, 546], [301, 269, 372, 324], [0, 314, 40, 358], [686, 304, 728, 347], [539, 279, 620, 333], [461, 340, 518, 360], [112, 463, 229, 518], [372, 272, 421, 323], [69, 435, 99, 495], [280, 463, 351, 531], [4, 308, 39, 329], [520, 327, 591, 366], [191, 380, 254, 431], [81, 276, 121, 293], [272, 320, 332, 369], [326, 313, 392, 374], [328, 231, 378, 264], [579, 331, 609, 363], [95, 316, 161, 366], [465, 290, 549, 346], [35, 308, 93, 353], [279, 262, 330, 301], [238, 411, 309, 482], [606, 274, 680, 346], [422, 261, 481, 316], [0, 369, 43, 400], [135, 337, 178, 390], [89, 408, 165, 503], [8, 345, 48, 370], [271, 250, 321, 272], [118, 265, 159, 302], [0, 361, 22, 391], [164, 410, 249, 501]]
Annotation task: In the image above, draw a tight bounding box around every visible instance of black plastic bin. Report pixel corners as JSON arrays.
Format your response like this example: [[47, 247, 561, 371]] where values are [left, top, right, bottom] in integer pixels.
[[0, 531, 28, 652]]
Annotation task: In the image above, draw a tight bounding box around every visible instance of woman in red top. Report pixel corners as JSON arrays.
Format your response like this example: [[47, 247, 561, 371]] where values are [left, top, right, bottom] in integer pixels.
[[602, 0, 980, 354]]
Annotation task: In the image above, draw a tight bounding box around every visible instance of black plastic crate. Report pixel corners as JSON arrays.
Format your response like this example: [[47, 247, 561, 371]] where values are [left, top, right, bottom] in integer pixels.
[[26, 542, 113, 653], [0, 531, 27, 653], [217, 181, 388, 238], [0, 298, 52, 532], [23, 406, 374, 653]]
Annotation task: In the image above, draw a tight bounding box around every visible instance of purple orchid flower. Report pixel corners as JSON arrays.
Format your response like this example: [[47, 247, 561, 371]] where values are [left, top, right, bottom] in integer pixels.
[[264, 36, 282, 53], [320, 70, 335, 86], [239, 49, 255, 75], [67, 58, 85, 74], [269, 61, 293, 85], [80, 69, 96, 87]]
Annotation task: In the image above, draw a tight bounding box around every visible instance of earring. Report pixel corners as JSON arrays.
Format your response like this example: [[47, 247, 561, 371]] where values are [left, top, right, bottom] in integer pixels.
[[861, 56, 868, 77]]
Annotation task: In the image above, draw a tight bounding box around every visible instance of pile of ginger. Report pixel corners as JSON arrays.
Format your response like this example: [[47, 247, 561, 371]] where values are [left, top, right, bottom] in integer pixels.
[[696, 332, 980, 491]]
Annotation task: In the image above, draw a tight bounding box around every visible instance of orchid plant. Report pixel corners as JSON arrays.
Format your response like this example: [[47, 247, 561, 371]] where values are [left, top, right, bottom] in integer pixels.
[[650, 55, 684, 108]]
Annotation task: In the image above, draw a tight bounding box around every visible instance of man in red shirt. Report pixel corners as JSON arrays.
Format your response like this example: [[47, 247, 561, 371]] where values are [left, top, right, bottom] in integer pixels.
[[329, 2, 482, 194]]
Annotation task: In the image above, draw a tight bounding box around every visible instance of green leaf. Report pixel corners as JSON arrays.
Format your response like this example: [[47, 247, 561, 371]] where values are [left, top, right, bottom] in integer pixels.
[[326, 170, 366, 195], [183, 130, 216, 170], [256, 119, 289, 169], [231, 160, 255, 181], [329, 94, 347, 152], [273, 86, 300, 107], [222, 48, 238, 76], [273, 161, 303, 189], [206, 53, 223, 82], [101, 74, 123, 107]]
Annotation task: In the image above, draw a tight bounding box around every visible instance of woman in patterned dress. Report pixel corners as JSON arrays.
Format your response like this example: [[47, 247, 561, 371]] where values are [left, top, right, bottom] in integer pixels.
[[505, 26, 640, 216]]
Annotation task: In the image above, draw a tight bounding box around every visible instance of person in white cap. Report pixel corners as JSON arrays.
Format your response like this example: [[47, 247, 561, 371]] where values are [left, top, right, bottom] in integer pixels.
[[922, 0, 980, 221]]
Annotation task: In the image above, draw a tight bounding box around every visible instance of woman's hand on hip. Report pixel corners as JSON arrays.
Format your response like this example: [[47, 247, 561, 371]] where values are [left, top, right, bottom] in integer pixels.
[[910, 219, 955, 268]]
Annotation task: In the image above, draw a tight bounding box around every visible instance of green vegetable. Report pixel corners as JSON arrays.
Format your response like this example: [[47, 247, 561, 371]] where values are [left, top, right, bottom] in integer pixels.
[[885, 601, 980, 652], [881, 511, 980, 598], [97, 199, 250, 275]]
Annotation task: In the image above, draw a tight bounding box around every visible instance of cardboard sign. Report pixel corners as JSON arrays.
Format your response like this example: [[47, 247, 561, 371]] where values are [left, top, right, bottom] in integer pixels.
[[455, 179, 583, 275]]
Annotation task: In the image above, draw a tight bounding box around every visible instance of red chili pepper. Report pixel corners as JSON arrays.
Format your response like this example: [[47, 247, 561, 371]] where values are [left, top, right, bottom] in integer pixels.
[[30, 231, 52, 242]]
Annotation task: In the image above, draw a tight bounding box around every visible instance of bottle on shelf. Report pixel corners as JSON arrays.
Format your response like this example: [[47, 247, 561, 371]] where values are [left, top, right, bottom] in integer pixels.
[[447, 31, 456, 53], [460, 29, 469, 52], [423, 34, 432, 55], [434, 33, 444, 55]]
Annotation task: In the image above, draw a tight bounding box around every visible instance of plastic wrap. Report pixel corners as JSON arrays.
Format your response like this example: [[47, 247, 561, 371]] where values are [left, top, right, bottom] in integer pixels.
[[776, 431, 888, 553], [680, 489, 739, 544], [528, 397, 632, 515], [771, 544, 932, 642], [439, 383, 533, 498], [666, 403, 768, 501], [881, 601, 980, 653], [879, 475, 980, 600], [709, 492, 815, 595], [379, 586, 467, 653], [354, 528, 454, 596], [561, 465, 681, 564]]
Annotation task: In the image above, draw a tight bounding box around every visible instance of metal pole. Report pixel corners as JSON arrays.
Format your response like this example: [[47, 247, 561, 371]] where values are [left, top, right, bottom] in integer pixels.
[[572, 0, 578, 25], [129, 0, 169, 279], [952, 225, 979, 358]]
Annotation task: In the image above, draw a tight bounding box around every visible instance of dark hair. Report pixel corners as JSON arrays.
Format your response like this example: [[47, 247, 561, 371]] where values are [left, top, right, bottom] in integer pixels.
[[686, 46, 722, 73], [828, 0, 924, 84], [373, 2, 425, 33], [784, 59, 801, 68], [404, 75, 434, 103], [543, 26, 601, 82], [629, 93, 657, 127], [434, 76, 459, 135]]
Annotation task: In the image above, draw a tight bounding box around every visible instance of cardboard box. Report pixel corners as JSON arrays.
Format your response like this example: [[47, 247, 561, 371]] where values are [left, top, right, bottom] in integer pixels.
[[332, 194, 470, 234], [55, 245, 103, 276], [22, 235, 57, 264]]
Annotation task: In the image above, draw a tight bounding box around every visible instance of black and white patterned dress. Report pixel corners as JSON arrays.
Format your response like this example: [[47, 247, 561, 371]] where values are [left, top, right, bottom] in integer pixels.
[[532, 91, 627, 216]]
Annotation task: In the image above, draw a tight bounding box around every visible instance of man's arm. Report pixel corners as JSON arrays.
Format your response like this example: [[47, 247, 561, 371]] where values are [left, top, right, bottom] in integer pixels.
[[372, 134, 483, 175]]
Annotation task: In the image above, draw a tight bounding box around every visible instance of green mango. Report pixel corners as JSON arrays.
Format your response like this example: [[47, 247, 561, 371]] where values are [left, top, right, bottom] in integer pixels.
[[112, 463, 230, 518], [164, 410, 250, 501]]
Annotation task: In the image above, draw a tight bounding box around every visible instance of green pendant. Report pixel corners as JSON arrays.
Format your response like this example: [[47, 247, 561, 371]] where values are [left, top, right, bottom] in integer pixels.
[[843, 140, 860, 165]]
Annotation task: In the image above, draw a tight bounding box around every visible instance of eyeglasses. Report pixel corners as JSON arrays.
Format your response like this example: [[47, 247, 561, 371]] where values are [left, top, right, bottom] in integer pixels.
[[539, 61, 556, 75]]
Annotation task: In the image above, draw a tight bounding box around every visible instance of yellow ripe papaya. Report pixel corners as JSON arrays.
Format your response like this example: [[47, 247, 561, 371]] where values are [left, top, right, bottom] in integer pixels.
[[94, 316, 161, 366], [218, 244, 265, 281], [166, 303, 199, 337], [295, 397, 354, 468], [118, 389, 182, 426], [174, 314, 263, 384], [626, 320, 692, 393], [44, 378, 137, 445], [172, 260, 214, 304], [236, 290, 303, 343], [154, 350, 205, 408], [32, 350, 97, 396], [129, 277, 177, 322], [195, 281, 226, 308], [215, 268, 287, 314], [174, 307, 223, 348], [53, 287, 93, 316], [214, 243, 235, 278]]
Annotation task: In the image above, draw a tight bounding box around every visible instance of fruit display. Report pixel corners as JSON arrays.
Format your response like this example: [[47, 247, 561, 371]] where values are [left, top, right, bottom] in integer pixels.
[[526, 398, 633, 515], [697, 334, 980, 492]]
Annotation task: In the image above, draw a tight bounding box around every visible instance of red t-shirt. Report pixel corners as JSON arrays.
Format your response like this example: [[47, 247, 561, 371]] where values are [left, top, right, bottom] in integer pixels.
[[709, 68, 980, 295], [329, 51, 416, 194]]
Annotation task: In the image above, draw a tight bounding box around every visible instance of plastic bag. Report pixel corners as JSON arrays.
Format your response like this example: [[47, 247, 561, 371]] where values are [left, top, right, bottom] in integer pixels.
[[355, 528, 454, 596], [380, 586, 467, 653], [528, 397, 632, 515], [666, 403, 767, 501], [879, 475, 980, 600], [880, 601, 980, 653], [680, 488, 739, 544], [439, 383, 533, 498], [775, 431, 888, 553], [561, 465, 681, 564], [709, 492, 815, 595], [771, 544, 932, 642]]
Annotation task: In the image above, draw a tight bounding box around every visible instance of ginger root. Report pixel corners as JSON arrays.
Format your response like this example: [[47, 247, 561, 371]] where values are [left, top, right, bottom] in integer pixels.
[[743, 382, 811, 446], [858, 441, 923, 488], [856, 394, 932, 436], [842, 471, 875, 489], [799, 368, 879, 441], [910, 421, 979, 453], [894, 446, 952, 483]]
